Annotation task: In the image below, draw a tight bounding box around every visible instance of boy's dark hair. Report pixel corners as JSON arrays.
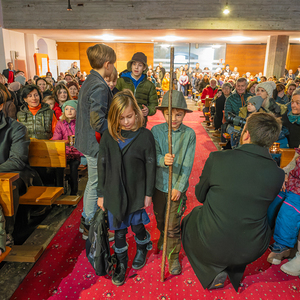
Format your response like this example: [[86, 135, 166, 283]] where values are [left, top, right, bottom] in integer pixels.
[[87, 44, 116, 69], [243, 112, 281, 148], [20, 84, 42, 103]]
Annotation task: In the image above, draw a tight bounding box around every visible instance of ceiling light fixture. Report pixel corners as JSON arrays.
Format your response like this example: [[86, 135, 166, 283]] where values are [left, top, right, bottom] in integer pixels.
[[67, 0, 72, 11], [220, 36, 252, 42], [157, 35, 185, 42], [96, 34, 123, 41], [223, 2, 230, 15]]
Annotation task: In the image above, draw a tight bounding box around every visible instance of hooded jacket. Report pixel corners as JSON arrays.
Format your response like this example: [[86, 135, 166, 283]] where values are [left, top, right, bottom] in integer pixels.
[[116, 66, 158, 118]]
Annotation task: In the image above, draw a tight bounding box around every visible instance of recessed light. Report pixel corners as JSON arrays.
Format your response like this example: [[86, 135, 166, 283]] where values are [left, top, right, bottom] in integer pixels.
[[157, 35, 185, 42], [220, 36, 252, 42], [96, 34, 122, 41]]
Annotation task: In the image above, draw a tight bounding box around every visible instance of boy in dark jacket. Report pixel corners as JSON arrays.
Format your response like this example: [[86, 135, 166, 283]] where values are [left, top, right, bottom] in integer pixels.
[[75, 43, 116, 239], [116, 52, 158, 126]]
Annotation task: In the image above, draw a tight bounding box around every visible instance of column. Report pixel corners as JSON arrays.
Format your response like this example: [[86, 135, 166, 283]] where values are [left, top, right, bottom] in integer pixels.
[[264, 35, 289, 79]]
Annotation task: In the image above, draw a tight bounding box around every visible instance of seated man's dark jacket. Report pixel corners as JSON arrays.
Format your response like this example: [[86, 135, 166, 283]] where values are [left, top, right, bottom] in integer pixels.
[[182, 144, 284, 291], [0, 112, 38, 187]]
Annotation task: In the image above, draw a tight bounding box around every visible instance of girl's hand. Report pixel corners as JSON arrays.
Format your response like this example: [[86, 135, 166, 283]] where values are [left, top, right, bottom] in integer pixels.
[[171, 189, 181, 201], [164, 153, 175, 166], [144, 196, 152, 208], [97, 197, 105, 211]]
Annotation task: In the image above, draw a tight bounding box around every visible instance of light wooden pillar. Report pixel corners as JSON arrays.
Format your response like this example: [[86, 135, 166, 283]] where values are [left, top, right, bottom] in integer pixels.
[[264, 35, 289, 79]]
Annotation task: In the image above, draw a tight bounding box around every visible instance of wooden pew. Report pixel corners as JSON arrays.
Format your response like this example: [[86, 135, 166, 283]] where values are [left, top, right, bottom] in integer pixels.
[[280, 148, 296, 168], [0, 139, 82, 262], [18, 139, 66, 206]]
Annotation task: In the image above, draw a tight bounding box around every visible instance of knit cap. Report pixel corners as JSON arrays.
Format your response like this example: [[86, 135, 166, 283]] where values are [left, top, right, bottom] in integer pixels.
[[248, 96, 264, 111], [8, 81, 21, 92], [15, 75, 26, 86], [255, 81, 276, 98], [62, 100, 78, 112]]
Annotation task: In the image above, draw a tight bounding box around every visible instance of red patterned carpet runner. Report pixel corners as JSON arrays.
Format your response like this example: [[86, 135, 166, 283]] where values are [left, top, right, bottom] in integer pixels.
[[11, 111, 300, 299]]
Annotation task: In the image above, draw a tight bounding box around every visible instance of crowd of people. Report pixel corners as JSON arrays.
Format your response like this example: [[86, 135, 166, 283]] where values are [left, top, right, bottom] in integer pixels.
[[1, 45, 300, 292]]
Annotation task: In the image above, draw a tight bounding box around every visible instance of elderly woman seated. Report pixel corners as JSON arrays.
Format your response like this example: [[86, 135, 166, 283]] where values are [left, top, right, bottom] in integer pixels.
[[17, 85, 57, 139]]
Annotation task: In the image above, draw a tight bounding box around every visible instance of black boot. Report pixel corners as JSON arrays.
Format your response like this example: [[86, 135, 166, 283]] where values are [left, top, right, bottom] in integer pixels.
[[112, 248, 128, 286], [132, 231, 152, 270]]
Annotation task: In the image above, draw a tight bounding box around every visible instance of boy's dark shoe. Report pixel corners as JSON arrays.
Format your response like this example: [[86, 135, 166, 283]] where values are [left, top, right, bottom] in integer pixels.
[[207, 271, 227, 290]]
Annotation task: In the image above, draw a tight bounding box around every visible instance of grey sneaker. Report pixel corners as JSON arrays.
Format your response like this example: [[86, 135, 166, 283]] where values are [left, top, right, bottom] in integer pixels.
[[82, 224, 90, 240]]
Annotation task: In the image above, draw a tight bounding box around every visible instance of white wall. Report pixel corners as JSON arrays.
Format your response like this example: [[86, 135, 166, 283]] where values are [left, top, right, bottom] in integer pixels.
[[0, 29, 58, 79]]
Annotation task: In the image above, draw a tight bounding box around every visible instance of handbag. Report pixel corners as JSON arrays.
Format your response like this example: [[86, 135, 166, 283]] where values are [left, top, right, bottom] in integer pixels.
[[86, 209, 116, 276]]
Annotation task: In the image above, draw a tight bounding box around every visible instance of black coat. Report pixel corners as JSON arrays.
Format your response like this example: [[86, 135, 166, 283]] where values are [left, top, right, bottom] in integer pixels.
[[97, 127, 156, 226], [213, 94, 226, 130], [182, 144, 284, 291], [2, 69, 15, 80], [282, 112, 300, 148]]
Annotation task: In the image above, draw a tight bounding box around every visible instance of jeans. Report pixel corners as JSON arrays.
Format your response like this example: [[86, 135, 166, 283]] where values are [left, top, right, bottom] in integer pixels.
[[82, 154, 99, 225]]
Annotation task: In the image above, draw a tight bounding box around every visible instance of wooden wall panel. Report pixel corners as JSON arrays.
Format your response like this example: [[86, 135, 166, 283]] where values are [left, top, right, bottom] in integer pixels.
[[57, 42, 80, 60], [286, 45, 300, 73], [225, 44, 266, 76], [57, 42, 154, 75]]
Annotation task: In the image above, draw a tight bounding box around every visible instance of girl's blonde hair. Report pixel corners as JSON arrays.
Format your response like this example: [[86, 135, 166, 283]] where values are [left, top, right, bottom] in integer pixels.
[[108, 89, 144, 141]]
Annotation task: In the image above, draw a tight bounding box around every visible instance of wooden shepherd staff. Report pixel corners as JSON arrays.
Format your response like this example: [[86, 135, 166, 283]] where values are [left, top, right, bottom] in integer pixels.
[[161, 46, 175, 282]]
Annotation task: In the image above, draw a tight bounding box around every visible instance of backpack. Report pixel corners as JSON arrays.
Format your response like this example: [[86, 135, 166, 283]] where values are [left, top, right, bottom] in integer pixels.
[[86, 209, 115, 276]]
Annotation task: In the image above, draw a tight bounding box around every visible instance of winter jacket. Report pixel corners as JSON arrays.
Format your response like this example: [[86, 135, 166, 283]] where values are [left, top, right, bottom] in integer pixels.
[[17, 103, 54, 139], [224, 91, 252, 121], [53, 102, 62, 120], [75, 69, 113, 158], [116, 69, 158, 118], [0, 206, 5, 253], [161, 78, 169, 92], [52, 119, 82, 158], [200, 85, 218, 102]]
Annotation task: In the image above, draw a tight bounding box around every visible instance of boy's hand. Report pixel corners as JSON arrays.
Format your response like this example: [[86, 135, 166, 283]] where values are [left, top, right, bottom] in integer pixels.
[[171, 189, 181, 201], [144, 196, 152, 208], [142, 105, 149, 116], [97, 197, 105, 211], [164, 153, 175, 166]]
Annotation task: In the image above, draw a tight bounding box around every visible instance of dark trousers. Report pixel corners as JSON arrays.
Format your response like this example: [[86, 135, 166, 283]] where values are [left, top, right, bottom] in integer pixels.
[[68, 159, 80, 195], [115, 223, 146, 249], [55, 159, 80, 195]]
